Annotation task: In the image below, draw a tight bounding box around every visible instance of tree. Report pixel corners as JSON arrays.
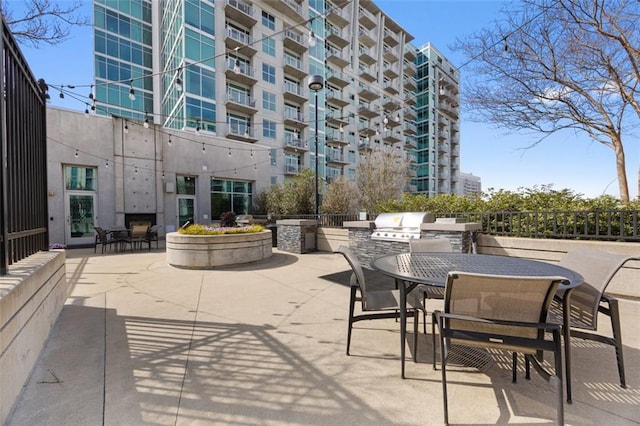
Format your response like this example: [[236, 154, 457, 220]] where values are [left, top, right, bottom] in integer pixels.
[[1, 0, 90, 47], [356, 149, 409, 212], [261, 169, 315, 215], [321, 176, 358, 214], [456, 0, 639, 201]]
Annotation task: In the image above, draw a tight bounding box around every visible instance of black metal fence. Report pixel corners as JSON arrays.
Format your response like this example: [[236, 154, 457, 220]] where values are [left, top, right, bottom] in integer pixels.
[[255, 210, 640, 242], [0, 18, 49, 274], [441, 210, 640, 241]]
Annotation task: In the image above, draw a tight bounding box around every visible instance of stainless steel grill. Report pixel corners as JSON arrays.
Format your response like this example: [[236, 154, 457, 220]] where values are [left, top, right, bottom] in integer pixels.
[[371, 212, 434, 242]]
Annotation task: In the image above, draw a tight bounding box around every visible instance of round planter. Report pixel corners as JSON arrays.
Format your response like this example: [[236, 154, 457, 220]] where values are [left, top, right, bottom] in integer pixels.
[[166, 230, 272, 269]]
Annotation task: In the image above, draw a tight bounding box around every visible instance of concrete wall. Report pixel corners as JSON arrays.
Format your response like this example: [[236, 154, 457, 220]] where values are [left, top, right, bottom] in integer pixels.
[[46, 108, 271, 246], [0, 251, 68, 424]]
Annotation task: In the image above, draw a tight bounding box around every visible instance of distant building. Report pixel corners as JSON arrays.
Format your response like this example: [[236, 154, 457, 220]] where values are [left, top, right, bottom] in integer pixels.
[[459, 172, 482, 196]]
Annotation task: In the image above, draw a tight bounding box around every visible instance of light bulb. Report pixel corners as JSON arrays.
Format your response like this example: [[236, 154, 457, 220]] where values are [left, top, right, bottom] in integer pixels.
[[129, 85, 135, 101], [176, 77, 183, 92], [308, 30, 316, 47], [234, 59, 241, 74]]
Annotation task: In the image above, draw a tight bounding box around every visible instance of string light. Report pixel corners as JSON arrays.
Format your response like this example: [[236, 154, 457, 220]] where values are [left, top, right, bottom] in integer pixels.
[[161, 172, 165, 179], [168, 135, 172, 146], [105, 159, 109, 168], [59, 89, 64, 99], [234, 59, 241, 74], [202, 142, 206, 152], [143, 113, 149, 128], [124, 121, 129, 134], [228, 147, 232, 157], [176, 67, 183, 92], [88, 84, 94, 100], [74, 149, 79, 158], [84, 104, 90, 116], [308, 29, 316, 47], [129, 80, 136, 101]]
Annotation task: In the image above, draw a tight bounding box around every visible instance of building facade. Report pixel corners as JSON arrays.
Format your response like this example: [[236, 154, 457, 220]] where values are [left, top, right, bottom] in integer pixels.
[[47, 0, 461, 247], [459, 172, 482, 196], [413, 43, 460, 196]]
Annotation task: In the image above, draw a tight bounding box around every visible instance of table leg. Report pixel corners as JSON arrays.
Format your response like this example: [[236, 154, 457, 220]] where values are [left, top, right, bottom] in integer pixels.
[[398, 278, 407, 379]]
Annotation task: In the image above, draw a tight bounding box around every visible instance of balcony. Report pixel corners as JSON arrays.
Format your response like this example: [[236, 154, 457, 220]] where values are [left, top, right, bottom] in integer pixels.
[[382, 131, 401, 144], [283, 29, 306, 54], [383, 63, 399, 79], [226, 90, 257, 115], [358, 7, 376, 29], [224, 26, 256, 56], [326, 25, 349, 49], [382, 45, 399, 63], [282, 81, 307, 103], [383, 81, 398, 95], [381, 96, 397, 110], [404, 107, 416, 120], [403, 60, 417, 76], [325, 128, 349, 146], [284, 163, 300, 175], [358, 26, 376, 47], [326, 2, 349, 28], [224, 0, 257, 28], [326, 69, 349, 88], [357, 103, 377, 119], [326, 47, 350, 69], [383, 29, 399, 47], [326, 88, 349, 108], [224, 58, 257, 86], [273, 0, 307, 24], [403, 121, 417, 135], [283, 109, 306, 127], [358, 64, 377, 82], [283, 135, 308, 151], [326, 111, 349, 127], [404, 136, 418, 149], [283, 55, 307, 79], [404, 43, 417, 61], [358, 46, 377, 66], [358, 122, 376, 137], [402, 74, 415, 89], [224, 123, 258, 142], [404, 91, 416, 105], [358, 83, 380, 102], [326, 149, 349, 165]]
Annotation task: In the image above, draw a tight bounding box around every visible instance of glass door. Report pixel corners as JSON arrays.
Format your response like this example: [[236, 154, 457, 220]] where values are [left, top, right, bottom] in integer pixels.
[[177, 197, 196, 228], [65, 192, 96, 245]]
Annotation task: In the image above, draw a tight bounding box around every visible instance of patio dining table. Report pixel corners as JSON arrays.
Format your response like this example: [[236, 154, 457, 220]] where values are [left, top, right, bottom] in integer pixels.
[[371, 251, 583, 400]]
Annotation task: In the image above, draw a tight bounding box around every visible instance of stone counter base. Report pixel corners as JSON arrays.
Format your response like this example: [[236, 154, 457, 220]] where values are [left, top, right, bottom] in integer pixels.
[[166, 230, 272, 269]]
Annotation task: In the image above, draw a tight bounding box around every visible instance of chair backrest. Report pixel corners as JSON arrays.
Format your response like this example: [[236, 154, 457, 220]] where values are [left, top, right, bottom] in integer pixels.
[[409, 238, 453, 253], [131, 225, 149, 239], [94, 226, 108, 242], [335, 245, 370, 304], [558, 247, 638, 329], [444, 271, 563, 353]]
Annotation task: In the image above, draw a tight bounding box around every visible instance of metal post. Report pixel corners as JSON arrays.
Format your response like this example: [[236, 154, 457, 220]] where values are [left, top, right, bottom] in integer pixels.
[[308, 75, 324, 220]]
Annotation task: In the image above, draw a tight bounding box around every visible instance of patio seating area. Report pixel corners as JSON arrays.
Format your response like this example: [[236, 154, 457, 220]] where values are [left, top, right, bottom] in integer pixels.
[[6, 246, 640, 425]]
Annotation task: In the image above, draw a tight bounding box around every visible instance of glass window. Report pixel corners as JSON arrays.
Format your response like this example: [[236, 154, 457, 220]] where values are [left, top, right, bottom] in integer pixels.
[[262, 36, 275, 56], [262, 11, 275, 30], [65, 166, 97, 191], [263, 90, 276, 111], [262, 63, 275, 84], [210, 178, 253, 218], [263, 120, 276, 138], [176, 175, 196, 195]]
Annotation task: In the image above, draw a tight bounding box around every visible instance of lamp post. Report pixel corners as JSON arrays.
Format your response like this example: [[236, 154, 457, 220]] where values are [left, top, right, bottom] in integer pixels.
[[308, 75, 324, 219]]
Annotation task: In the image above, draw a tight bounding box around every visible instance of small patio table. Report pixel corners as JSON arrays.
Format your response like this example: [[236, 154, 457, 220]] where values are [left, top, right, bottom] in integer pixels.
[[371, 252, 583, 400]]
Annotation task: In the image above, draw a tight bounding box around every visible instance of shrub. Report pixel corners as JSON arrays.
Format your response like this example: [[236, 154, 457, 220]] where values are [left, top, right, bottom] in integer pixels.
[[178, 224, 265, 235], [220, 211, 237, 227]]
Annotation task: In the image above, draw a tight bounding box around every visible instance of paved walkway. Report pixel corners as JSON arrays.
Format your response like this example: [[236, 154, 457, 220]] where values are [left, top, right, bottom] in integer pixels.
[[7, 247, 640, 425]]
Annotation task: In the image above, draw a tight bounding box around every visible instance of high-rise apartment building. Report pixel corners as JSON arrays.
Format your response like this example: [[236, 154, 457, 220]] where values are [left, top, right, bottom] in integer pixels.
[[459, 172, 482, 196], [414, 43, 460, 195], [92, 0, 459, 198]]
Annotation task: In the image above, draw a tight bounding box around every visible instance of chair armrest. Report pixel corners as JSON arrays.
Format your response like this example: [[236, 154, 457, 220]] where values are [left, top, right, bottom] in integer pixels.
[[434, 311, 562, 332]]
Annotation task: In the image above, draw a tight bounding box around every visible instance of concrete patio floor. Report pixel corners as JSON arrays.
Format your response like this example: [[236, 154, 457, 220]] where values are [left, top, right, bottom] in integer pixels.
[[6, 246, 640, 425]]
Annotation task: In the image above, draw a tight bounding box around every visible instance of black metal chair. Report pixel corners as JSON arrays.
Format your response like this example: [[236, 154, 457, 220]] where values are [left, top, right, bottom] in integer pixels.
[[147, 225, 160, 249], [433, 271, 566, 425], [335, 246, 423, 370], [93, 226, 115, 253], [548, 247, 640, 401]]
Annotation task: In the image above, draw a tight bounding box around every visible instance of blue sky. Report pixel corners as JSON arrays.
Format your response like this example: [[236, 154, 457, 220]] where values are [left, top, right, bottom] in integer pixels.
[[16, 0, 639, 199]]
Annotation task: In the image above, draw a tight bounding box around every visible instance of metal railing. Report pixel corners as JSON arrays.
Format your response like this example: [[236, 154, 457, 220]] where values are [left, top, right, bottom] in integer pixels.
[[252, 210, 640, 242], [1, 18, 50, 273], [441, 210, 640, 242]]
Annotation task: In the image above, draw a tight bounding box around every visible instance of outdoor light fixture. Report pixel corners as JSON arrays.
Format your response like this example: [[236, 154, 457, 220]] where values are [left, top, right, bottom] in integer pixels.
[[129, 81, 136, 101], [308, 75, 324, 220]]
